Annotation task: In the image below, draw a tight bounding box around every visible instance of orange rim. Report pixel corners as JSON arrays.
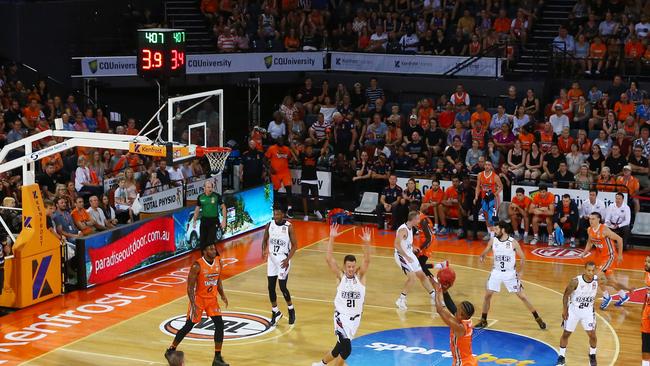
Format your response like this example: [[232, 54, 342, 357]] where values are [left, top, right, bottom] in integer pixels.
[[196, 146, 231, 157]]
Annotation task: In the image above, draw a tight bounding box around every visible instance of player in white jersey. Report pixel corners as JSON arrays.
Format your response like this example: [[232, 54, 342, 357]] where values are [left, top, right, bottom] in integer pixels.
[[262, 207, 297, 325], [556, 261, 599, 366], [476, 221, 546, 329], [312, 224, 371, 366], [394, 211, 437, 311]]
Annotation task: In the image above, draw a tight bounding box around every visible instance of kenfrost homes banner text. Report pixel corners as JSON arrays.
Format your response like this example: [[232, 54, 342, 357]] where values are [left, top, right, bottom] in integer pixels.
[[74, 52, 324, 77], [330, 52, 501, 77]]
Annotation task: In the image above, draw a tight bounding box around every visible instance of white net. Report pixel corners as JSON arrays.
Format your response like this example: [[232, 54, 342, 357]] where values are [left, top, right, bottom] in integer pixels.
[[202, 148, 231, 173]]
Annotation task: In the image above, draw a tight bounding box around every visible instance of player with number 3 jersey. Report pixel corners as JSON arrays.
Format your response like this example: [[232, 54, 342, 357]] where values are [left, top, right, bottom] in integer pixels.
[[477, 221, 546, 330]]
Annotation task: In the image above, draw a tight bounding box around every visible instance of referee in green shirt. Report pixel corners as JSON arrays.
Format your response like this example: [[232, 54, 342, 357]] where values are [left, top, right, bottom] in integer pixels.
[[193, 181, 227, 250]]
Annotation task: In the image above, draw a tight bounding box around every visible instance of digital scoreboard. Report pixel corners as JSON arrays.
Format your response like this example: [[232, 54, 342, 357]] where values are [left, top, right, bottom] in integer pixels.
[[137, 28, 186, 78]]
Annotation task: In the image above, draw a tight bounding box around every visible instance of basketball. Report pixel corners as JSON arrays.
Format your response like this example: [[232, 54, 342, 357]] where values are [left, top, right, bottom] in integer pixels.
[[437, 267, 456, 288]]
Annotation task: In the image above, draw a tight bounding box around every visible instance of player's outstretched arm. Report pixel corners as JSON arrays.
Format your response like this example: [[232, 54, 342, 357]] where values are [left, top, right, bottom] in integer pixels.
[[394, 228, 412, 261], [562, 278, 578, 320], [479, 238, 493, 263], [217, 277, 228, 308], [513, 240, 526, 276], [358, 227, 372, 279], [261, 223, 270, 260], [582, 239, 594, 258], [326, 224, 343, 280], [603, 226, 624, 262], [432, 281, 465, 335], [286, 224, 298, 261], [187, 262, 200, 317]]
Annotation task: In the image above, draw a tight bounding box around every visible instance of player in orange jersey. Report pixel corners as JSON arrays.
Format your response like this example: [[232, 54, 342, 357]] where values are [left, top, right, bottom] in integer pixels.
[[642, 256, 650, 366], [265, 137, 298, 217], [474, 161, 503, 241], [432, 280, 477, 366], [581, 212, 630, 310], [509, 187, 532, 242], [420, 180, 448, 234], [413, 208, 449, 278], [166, 243, 229, 366]]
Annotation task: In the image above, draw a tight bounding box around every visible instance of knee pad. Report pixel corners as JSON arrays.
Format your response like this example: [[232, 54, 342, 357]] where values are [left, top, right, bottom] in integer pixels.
[[279, 279, 291, 298], [339, 338, 352, 359]]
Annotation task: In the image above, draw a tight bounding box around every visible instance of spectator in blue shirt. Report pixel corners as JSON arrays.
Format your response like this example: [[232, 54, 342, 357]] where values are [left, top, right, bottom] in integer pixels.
[[83, 107, 97, 132]]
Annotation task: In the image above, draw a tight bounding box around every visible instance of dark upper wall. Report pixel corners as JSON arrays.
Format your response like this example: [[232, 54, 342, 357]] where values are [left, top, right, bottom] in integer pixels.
[[0, 0, 163, 85]]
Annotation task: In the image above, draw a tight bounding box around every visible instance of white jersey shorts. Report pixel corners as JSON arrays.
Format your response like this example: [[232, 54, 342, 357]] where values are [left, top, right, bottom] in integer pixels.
[[563, 308, 596, 332], [487, 270, 521, 293], [267, 253, 290, 280], [394, 251, 422, 274], [334, 311, 362, 339]]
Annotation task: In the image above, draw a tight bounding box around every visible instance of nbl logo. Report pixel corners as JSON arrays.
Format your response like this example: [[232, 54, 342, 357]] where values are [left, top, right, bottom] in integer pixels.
[[160, 312, 273, 340], [532, 247, 590, 260]]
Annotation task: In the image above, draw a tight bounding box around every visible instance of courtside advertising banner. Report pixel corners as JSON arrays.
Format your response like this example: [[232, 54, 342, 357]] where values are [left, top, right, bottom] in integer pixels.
[[330, 52, 501, 77], [138, 186, 184, 213], [185, 174, 223, 200], [277, 169, 332, 197], [79, 185, 273, 287], [185, 52, 324, 74], [78, 56, 138, 77], [74, 53, 324, 77], [86, 216, 175, 285], [511, 185, 625, 208]]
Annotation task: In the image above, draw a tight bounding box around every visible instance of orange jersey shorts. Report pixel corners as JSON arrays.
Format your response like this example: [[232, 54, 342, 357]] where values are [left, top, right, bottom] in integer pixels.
[[642, 304, 650, 333], [271, 169, 292, 190], [598, 254, 616, 276], [188, 296, 221, 323]]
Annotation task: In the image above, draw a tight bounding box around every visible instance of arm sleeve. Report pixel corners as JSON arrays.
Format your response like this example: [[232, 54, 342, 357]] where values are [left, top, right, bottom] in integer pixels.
[[443, 292, 458, 315]]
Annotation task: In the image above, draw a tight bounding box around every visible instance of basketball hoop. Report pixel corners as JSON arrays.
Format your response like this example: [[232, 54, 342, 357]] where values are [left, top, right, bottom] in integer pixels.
[[196, 146, 231, 173]]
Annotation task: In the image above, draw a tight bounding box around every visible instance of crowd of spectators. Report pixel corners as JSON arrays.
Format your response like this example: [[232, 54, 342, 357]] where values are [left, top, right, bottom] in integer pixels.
[[0, 63, 209, 274], [553, 1, 650, 77], [248, 75, 649, 240], [200, 0, 539, 55]]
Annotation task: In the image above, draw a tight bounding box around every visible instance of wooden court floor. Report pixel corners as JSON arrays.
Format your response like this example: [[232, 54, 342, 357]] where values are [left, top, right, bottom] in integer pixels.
[[1, 221, 648, 365]]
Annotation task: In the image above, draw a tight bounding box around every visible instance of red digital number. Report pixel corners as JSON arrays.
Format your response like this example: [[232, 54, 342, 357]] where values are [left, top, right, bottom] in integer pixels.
[[171, 50, 185, 70], [153, 51, 163, 68], [141, 49, 152, 70], [141, 49, 163, 71]]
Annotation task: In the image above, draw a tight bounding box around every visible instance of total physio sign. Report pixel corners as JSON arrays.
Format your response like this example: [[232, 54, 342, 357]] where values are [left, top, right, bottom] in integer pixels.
[[347, 327, 557, 365], [86, 216, 175, 285], [138, 186, 184, 213], [185, 174, 223, 200]]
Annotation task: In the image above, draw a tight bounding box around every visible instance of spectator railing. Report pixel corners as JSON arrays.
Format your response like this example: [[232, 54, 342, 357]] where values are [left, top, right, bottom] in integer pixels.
[[443, 42, 505, 77]]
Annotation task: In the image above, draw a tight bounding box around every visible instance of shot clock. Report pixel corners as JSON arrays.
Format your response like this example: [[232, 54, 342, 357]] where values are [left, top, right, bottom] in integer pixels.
[[137, 28, 186, 78]]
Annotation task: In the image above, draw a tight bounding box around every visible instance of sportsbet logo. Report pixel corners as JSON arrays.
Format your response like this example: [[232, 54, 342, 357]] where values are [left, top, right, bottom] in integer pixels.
[[366, 343, 536, 365], [347, 327, 557, 366]]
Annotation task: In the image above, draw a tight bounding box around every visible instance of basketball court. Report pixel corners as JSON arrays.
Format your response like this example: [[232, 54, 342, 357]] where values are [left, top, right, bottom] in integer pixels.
[[0, 221, 645, 365]]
